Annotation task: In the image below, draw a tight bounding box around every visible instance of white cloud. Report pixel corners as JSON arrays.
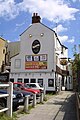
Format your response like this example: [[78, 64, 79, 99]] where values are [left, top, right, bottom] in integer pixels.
[[0, 0, 19, 19], [14, 21, 25, 31], [19, 0, 79, 22], [53, 24, 69, 43], [72, 0, 77, 2], [0, 0, 79, 22], [16, 22, 25, 27], [54, 24, 67, 33], [67, 37, 75, 43], [72, 0, 80, 2], [58, 35, 75, 43], [58, 35, 68, 43]]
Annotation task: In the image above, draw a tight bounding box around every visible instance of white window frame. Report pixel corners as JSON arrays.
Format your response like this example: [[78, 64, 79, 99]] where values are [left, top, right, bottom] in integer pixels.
[[14, 59, 21, 69]]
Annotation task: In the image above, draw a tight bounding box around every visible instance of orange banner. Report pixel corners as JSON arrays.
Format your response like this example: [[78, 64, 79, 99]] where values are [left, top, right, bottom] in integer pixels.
[[25, 61, 47, 69]]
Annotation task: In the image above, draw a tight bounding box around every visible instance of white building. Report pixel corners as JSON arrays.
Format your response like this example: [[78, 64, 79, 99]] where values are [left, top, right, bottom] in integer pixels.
[[10, 13, 73, 92]]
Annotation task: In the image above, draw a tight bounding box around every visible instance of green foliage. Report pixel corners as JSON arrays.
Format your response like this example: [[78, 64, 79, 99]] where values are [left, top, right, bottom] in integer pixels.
[[0, 113, 17, 120], [72, 52, 80, 91], [72, 54, 80, 72]]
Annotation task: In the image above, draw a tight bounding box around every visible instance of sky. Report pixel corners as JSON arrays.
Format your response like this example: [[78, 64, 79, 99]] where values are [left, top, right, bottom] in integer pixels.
[[0, 0, 80, 59]]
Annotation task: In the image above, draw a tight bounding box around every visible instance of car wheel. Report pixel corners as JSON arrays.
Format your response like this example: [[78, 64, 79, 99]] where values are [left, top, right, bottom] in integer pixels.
[[0, 98, 6, 109]]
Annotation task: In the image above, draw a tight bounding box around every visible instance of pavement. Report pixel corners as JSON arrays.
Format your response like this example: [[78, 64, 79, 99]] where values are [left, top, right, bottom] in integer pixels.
[[17, 91, 77, 120]]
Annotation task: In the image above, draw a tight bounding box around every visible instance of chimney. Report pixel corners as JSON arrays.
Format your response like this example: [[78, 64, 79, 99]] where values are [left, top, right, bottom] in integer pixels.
[[32, 13, 41, 24]]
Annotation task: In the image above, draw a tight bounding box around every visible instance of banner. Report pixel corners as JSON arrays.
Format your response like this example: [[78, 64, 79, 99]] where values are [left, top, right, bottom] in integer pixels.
[[25, 54, 47, 69]]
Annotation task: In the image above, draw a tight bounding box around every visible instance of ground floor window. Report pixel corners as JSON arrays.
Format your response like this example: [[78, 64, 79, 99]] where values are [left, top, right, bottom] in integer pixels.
[[30, 78, 36, 83], [10, 78, 14, 82], [48, 79, 54, 87], [38, 79, 43, 86], [24, 78, 29, 83], [69, 77, 71, 84], [17, 78, 22, 83], [62, 76, 64, 86]]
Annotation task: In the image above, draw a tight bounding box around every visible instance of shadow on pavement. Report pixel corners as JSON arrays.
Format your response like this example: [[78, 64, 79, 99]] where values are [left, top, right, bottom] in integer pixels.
[[47, 92, 77, 120]]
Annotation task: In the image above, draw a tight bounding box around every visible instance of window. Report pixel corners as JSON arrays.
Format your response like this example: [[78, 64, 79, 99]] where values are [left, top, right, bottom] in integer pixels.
[[14, 59, 21, 68], [38, 79, 43, 86], [17, 78, 22, 83], [24, 78, 29, 83], [61, 46, 63, 54], [56, 56, 58, 64], [69, 77, 71, 84], [10, 78, 14, 82], [48, 79, 54, 87], [3, 49, 5, 54], [30, 79, 36, 83], [62, 76, 64, 86]]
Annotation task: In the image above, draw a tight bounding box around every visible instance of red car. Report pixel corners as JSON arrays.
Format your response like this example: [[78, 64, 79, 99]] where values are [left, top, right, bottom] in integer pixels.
[[13, 82, 40, 97]]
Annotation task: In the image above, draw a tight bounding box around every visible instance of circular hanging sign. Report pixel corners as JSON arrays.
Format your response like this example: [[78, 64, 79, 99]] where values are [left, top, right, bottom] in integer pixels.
[[32, 40, 41, 54], [60, 59, 67, 65]]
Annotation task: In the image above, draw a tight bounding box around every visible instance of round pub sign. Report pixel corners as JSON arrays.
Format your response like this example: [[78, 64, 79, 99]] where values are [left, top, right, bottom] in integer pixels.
[[60, 59, 67, 65], [32, 40, 41, 54]]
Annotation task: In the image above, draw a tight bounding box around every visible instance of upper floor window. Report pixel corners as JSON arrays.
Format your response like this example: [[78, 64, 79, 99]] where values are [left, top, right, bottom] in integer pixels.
[[14, 59, 21, 69], [3, 49, 5, 54], [56, 56, 58, 64], [61, 46, 63, 54]]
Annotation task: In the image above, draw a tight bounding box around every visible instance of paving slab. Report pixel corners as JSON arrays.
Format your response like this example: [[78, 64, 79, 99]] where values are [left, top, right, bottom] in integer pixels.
[[17, 91, 77, 120]]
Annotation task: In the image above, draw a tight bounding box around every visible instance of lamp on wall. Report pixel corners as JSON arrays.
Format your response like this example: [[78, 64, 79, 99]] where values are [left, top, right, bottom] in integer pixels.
[[29, 34, 32, 38], [40, 33, 44, 37]]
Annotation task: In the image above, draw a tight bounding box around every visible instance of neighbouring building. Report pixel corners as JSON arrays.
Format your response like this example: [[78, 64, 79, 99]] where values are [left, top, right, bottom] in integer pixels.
[[10, 13, 73, 92], [0, 37, 10, 82], [0, 37, 7, 72], [5, 41, 20, 71]]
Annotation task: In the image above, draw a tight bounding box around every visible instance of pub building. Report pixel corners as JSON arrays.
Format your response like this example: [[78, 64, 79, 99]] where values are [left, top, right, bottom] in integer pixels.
[[10, 13, 73, 92]]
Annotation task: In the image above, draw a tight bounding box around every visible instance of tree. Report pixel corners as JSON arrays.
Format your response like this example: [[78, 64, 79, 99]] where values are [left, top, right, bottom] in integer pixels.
[[72, 51, 80, 91]]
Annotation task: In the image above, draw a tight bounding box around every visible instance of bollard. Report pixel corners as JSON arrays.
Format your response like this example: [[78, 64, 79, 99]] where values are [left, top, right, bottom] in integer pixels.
[[40, 92, 43, 103], [32, 94, 36, 107], [23, 95, 30, 112], [43, 90, 46, 99]]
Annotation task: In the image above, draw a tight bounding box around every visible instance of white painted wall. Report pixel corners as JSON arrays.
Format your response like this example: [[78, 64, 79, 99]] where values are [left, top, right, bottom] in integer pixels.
[[11, 23, 55, 73], [10, 22, 71, 92]]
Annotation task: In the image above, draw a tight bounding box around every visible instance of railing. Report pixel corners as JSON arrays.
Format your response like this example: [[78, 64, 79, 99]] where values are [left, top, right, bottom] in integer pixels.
[[0, 83, 44, 117], [0, 82, 13, 117]]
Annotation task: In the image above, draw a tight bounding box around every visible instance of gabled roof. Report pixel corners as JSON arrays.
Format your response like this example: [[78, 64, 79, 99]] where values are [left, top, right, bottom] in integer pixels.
[[20, 25, 32, 36], [0, 37, 6, 42], [20, 22, 68, 49]]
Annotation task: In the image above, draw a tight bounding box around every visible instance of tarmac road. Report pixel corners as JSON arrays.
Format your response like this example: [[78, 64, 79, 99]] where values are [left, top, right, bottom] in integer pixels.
[[17, 91, 77, 120]]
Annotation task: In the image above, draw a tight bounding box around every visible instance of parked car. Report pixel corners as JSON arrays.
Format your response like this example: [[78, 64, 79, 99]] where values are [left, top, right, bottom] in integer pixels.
[[26, 83, 44, 93], [13, 82, 41, 97], [13, 86, 33, 103], [0, 89, 23, 110]]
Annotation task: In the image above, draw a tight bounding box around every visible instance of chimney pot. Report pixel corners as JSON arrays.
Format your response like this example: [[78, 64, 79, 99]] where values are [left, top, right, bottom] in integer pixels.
[[33, 13, 35, 16], [36, 13, 38, 16], [32, 13, 41, 24]]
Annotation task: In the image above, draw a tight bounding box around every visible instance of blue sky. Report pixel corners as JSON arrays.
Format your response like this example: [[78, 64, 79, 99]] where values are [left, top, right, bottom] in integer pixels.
[[0, 0, 80, 58]]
